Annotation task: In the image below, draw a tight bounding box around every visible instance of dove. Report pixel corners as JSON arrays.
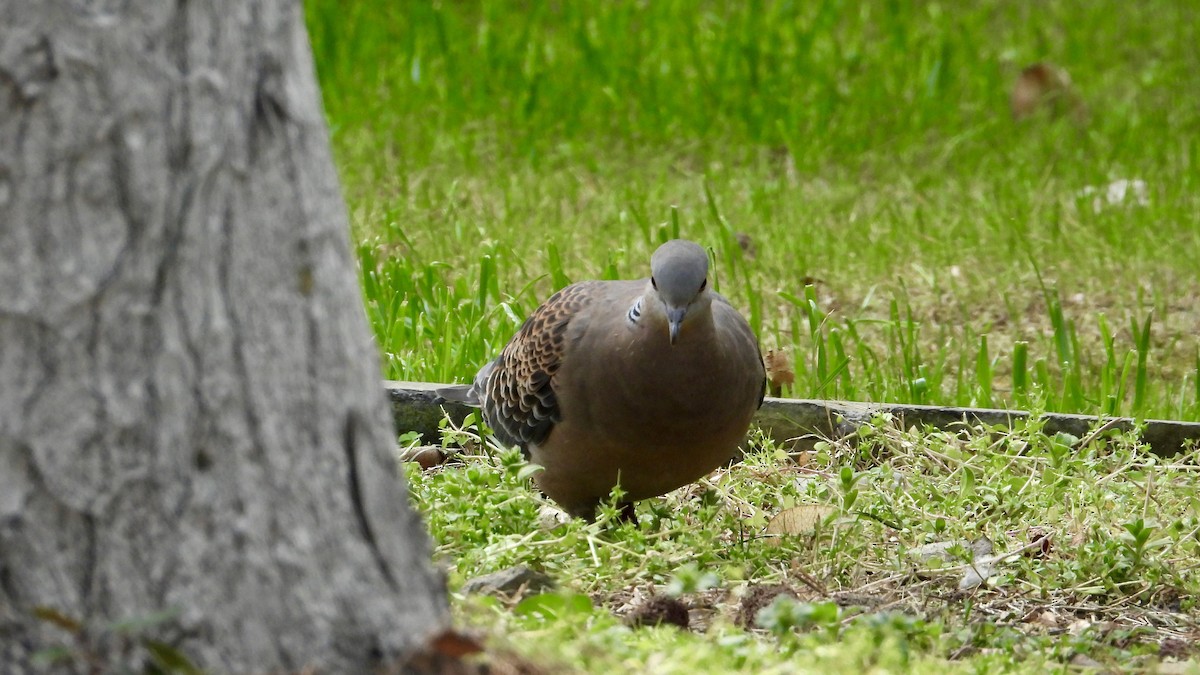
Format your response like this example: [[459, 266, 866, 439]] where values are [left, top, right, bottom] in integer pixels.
[[439, 239, 765, 519]]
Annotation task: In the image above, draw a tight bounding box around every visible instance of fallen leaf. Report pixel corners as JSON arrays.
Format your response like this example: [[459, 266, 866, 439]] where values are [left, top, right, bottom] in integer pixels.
[[401, 628, 493, 673], [764, 349, 795, 398], [1011, 62, 1086, 122], [1025, 528, 1053, 559], [399, 445, 446, 470], [430, 629, 485, 658], [1068, 618, 1093, 636], [1033, 610, 1062, 629], [765, 505, 836, 538]]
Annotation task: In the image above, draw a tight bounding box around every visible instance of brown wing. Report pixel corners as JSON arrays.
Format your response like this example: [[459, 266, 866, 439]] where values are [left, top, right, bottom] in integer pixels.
[[483, 281, 600, 450]]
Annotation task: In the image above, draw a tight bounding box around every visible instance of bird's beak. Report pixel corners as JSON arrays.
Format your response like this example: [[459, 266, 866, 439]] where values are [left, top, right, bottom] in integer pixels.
[[667, 306, 686, 345]]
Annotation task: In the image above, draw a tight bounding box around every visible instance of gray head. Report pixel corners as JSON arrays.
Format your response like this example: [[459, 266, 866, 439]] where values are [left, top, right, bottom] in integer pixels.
[[649, 239, 711, 345]]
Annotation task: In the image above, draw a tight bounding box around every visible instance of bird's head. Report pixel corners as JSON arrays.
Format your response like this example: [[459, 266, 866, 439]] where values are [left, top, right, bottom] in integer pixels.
[[649, 239, 712, 345]]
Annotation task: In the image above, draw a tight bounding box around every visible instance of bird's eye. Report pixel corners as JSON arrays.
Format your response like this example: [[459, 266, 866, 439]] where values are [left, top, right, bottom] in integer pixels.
[[651, 277, 658, 289], [700, 279, 707, 291]]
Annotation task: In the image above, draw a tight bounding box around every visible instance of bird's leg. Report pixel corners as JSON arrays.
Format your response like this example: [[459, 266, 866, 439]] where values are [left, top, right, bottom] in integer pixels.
[[617, 502, 638, 523]]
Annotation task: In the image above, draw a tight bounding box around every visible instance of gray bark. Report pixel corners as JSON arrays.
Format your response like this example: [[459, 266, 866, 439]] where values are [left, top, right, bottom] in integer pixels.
[[0, 2, 448, 672]]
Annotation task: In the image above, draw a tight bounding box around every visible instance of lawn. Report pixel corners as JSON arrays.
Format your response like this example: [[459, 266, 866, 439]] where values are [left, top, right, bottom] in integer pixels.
[[307, 1, 1200, 671]]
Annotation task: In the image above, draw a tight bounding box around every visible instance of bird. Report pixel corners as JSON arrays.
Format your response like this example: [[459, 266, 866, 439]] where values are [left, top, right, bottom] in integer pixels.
[[438, 239, 766, 520]]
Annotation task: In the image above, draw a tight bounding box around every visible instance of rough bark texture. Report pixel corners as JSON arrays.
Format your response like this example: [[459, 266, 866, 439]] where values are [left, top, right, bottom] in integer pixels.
[[0, 2, 448, 672]]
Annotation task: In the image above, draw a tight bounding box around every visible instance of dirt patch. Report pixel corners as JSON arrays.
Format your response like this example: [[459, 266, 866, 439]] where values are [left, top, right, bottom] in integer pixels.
[[626, 594, 691, 629], [736, 584, 802, 629]]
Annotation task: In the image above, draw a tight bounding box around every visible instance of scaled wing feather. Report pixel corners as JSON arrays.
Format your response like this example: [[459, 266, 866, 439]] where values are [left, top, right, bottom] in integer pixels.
[[483, 282, 599, 449]]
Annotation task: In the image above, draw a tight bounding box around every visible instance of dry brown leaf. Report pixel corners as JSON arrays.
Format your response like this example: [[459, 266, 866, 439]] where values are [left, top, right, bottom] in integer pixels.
[[400, 445, 447, 470], [1033, 610, 1062, 629], [400, 627, 491, 674], [1011, 62, 1086, 123], [1024, 528, 1053, 559], [1068, 618, 1093, 636], [764, 349, 795, 398], [430, 628, 485, 658], [765, 504, 836, 538]]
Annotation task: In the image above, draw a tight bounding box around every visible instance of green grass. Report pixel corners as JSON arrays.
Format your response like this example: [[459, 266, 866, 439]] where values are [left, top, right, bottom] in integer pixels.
[[306, 0, 1200, 670], [411, 414, 1200, 672], [312, 0, 1200, 421]]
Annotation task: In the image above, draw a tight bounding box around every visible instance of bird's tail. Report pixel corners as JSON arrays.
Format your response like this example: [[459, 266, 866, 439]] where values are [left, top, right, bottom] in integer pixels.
[[434, 360, 494, 407], [434, 384, 479, 406]]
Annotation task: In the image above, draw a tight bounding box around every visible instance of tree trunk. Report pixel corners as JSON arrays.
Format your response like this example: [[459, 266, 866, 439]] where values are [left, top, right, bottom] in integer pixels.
[[0, 2, 448, 672]]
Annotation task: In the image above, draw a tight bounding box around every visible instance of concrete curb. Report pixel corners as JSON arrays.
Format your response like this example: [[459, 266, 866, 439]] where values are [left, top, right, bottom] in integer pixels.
[[386, 381, 1200, 457]]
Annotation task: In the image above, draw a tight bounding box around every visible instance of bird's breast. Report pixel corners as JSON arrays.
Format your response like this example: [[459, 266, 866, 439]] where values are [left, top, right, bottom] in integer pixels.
[[556, 319, 761, 442]]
